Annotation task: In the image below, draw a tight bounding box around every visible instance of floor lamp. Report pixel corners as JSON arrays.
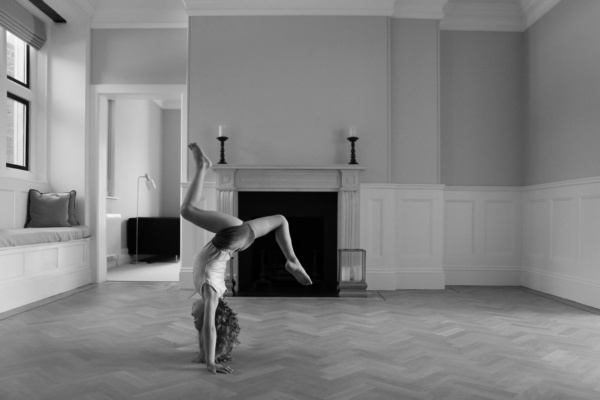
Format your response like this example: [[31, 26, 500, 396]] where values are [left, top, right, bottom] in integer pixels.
[[132, 173, 157, 264]]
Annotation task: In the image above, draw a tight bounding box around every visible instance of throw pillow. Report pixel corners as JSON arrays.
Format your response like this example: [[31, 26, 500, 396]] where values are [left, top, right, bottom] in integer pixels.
[[26, 190, 73, 228]]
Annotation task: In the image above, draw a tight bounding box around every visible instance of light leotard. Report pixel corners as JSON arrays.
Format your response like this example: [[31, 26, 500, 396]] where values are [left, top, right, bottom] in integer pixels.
[[193, 223, 256, 299]]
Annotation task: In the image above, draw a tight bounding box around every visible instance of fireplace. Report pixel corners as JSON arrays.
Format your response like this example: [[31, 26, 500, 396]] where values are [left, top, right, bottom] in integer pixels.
[[238, 192, 338, 296], [212, 165, 364, 297]]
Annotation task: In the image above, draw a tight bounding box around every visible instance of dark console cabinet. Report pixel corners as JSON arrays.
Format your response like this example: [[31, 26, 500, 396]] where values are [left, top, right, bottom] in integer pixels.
[[127, 217, 180, 258]]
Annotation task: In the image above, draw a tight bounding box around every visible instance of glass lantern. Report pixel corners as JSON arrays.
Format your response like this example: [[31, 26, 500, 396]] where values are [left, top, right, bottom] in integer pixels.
[[338, 249, 367, 297]]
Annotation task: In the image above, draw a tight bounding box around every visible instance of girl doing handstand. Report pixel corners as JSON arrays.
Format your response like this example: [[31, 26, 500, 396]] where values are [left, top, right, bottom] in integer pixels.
[[181, 143, 312, 375]]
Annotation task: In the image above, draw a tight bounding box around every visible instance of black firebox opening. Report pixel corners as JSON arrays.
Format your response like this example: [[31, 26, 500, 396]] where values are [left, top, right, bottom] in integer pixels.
[[237, 192, 338, 297]]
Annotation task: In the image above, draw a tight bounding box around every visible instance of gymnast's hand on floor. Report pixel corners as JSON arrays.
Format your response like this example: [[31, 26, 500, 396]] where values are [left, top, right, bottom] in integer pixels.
[[207, 363, 233, 375]]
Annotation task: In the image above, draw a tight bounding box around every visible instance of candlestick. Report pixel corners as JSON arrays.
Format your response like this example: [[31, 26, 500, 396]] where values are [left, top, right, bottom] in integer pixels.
[[347, 136, 359, 165], [217, 136, 228, 164]]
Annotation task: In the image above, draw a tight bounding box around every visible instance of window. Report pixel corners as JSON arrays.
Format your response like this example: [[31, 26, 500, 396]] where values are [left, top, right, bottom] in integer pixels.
[[6, 93, 28, 170], [4, 29, 33, 171], [6, 31, 29, 87]]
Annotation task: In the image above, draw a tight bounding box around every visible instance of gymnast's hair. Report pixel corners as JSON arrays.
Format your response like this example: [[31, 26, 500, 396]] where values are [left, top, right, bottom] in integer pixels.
[[214, 298, 241, 355]]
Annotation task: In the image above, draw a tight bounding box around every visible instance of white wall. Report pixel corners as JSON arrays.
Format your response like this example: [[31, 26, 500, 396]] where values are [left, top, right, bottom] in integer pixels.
[[47, 2, 91, 224], [161, 109, 181, 217], [108, 99, 163, 250]]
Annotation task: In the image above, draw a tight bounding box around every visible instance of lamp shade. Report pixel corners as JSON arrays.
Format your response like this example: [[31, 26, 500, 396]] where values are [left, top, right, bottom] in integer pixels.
[[144, 174, 156, 190]]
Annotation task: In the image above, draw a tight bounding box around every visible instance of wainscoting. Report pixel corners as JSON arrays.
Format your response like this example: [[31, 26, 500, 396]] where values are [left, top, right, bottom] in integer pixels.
[[360, 184, 445, 290], [522, 177, 600, 309], [180, 176, 600, 308], [443, 187, 522, 286]]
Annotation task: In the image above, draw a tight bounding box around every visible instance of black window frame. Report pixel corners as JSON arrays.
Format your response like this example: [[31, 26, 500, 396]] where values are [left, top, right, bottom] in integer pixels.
[[6, 92, 30, 171], [6, 34, 30, 89]]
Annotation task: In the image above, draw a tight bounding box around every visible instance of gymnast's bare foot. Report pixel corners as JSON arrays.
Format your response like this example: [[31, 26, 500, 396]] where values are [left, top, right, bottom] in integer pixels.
[[285, 260, 312, 285], [188, 143, 212, 170]]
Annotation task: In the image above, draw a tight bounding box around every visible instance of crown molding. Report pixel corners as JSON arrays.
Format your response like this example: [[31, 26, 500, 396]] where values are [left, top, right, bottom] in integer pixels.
[[441, 0, 524, 32], [85, 0, 560, 30], [183, 0, 396, 16], [441, 0, 561, 32], [72, 0, 97, 18], [393, 0, 448, 19], [90, 0, 187, 28], [520, 0, 561, 29], [154, 99, 182, 110]]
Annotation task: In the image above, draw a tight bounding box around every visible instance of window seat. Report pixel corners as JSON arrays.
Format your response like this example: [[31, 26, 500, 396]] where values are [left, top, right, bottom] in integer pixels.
[[0, 226, 92, 314]]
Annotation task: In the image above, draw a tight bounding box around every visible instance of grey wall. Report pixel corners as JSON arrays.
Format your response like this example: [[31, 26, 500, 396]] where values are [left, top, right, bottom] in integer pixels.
[[91, 29, 187, 84], [391, 19, 440, 184], [188, 16, 389, 183], [440, 31, 524, 186], [524, 0, 600, 185]]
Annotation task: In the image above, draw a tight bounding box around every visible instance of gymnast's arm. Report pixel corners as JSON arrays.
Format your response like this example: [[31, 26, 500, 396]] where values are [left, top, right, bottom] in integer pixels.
[[202, 286, 232, 374]]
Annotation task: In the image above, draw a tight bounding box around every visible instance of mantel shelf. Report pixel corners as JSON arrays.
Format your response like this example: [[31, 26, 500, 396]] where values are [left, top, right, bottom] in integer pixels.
[[212, 164, 367, 171]]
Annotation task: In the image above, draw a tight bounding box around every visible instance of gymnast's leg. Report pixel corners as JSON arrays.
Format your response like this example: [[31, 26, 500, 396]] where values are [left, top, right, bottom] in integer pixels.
[[181, 143, 242, 233], [247, 215, 312, 285]]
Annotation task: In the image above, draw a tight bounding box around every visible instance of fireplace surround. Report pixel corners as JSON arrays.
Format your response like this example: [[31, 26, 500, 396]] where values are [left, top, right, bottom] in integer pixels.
[[212, 165, 365, 296]]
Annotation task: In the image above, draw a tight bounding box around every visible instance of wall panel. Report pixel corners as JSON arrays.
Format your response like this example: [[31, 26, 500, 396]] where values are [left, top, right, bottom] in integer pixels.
[[444, 188, 521, 286], [522, 177, 600, 309]]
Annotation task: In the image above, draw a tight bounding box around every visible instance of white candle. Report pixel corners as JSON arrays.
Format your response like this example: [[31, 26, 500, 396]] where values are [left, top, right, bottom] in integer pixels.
[[341, 266, 350, 281], [218, 125, 223, 137], [349, 126, 357, 138]]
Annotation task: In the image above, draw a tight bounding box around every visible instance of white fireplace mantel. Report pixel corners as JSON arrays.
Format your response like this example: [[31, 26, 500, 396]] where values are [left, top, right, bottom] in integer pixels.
[[212, 165, 366, 250], [212, 164, 366, 192]]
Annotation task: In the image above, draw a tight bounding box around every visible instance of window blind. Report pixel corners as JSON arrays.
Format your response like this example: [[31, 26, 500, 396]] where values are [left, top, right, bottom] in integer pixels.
[[0, 0, 46, 49]]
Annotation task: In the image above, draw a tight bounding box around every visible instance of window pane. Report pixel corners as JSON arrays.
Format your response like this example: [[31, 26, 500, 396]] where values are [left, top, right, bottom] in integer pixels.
[[7, 31, 29, 86], [6, 95, 28, 169]]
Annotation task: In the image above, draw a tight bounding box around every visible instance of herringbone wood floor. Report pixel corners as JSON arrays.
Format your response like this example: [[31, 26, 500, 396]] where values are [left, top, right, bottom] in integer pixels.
[[1, 283, 600, 400]]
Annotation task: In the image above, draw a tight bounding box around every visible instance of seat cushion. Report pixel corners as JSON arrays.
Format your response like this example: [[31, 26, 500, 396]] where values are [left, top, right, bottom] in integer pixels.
[[0, 226, 91, 248]]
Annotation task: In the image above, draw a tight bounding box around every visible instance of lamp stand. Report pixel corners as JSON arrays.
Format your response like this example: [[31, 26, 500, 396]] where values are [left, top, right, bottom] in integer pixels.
[[132, 176, 143, 264]]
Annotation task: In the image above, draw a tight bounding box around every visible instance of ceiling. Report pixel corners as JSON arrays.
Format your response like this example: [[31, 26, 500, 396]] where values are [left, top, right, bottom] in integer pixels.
[[65, 0, 560, 31]]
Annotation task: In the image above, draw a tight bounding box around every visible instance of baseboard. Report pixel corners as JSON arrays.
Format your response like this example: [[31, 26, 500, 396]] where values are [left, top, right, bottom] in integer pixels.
[[521, 267, 600, 310], [445, 266, 521, 286], [366, 270, 397, 290], [396, 269, 445, 289], [117, 249, 132, 267], [368, 269, 446, 290]]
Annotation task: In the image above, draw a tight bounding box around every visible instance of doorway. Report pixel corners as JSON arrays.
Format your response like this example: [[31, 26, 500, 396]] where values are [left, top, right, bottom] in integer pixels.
[[90, 85, 186, 284]]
